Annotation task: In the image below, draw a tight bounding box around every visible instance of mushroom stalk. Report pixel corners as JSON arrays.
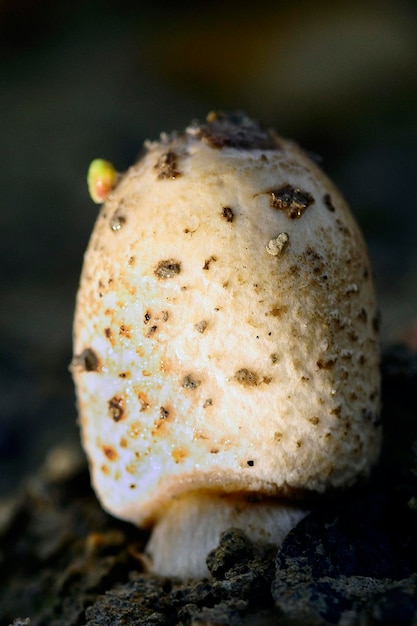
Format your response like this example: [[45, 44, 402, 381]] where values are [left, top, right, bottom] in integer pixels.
[[146, 493, 307, 579]]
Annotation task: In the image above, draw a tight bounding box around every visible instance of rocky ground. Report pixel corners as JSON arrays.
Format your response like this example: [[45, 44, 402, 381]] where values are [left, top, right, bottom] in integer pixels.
[[1, 345, 417, 626]]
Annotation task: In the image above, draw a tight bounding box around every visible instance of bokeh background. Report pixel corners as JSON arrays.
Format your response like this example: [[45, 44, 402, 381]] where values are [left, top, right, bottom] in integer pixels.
[[1, 0, 416, 497]]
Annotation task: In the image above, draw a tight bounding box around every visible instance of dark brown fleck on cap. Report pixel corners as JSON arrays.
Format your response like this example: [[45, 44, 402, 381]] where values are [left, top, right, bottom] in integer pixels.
[[110, 209, 126, 232], [324, 193, 336, 212], [192, 111, 281, 151], [108, 395, 125, 422], [270, 184, 315, 219], [155, 150, 181, 180], [221, 207, 235, 222], [182, 375, 201, 389], [72, 348, 100, 372], [234, 368, 259, 386], [154, 260, 181, 279]]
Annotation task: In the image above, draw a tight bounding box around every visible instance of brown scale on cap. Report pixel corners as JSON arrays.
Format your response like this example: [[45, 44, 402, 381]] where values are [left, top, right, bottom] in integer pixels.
[[73, 112, 382, 579]]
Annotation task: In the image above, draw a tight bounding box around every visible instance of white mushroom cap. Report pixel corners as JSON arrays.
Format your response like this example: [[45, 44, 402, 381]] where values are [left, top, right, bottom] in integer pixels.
[[72, 112, 381, 578]]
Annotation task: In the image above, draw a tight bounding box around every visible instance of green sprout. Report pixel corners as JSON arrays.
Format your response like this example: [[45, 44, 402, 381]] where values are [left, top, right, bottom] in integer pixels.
[[87, 159, 117, 204]]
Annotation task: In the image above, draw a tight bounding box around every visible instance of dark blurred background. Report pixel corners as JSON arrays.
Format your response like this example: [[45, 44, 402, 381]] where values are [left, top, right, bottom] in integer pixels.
[[0, 0, 416, 496]]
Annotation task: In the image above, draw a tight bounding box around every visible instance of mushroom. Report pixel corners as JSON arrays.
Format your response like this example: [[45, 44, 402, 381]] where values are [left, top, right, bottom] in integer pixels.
[[72, 111, 382, 579]]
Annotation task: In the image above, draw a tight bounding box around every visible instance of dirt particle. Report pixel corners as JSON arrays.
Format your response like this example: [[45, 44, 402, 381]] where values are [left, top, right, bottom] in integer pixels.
[[266, 232, 290, 255], [128, 256, 135, 266], [72, 348, 100, 372], [203, 255, 217, 270], [159, 406, 169, 419], [182, 374, 201, 390], [234, 368, 259, 387], [103, 445, 118, 461], [309, 417, 320, 425], [193, 111, 280, 150], [221, 207, 234, 222], [203, 398, 213, 408], [146, 325, 158, 338], [270, 353, 279, 364], [119, 324, 131, 338], [108, 395, 125, 422], [194, 320, 208, 333], [155, 150, 181, 180], [247, 460, 255, 467], [270, 184, 315, 219], [154, 259, 181, 279], [324, 193, 336, 212], [274, 431, 283, 442], [110, 209, 126, 232]]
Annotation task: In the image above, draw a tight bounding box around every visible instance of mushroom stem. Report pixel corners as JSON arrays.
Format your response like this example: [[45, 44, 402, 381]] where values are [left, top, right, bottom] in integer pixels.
[[145, 492, 307, 579]]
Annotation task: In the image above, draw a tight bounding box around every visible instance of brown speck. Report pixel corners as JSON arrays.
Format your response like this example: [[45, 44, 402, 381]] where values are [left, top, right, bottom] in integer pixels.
[[270, 184, 314, 219], [155, 150, 181, 180], [172, 447, 188, 463], [130, 484, 136, 489], [128, 256, 135, 266], [144, 311, 151, 323], [268, 305, 288, 318], [120, 438, 128, 448], [182, 375, 201, 390], [146, 325, 158, 338], [221, 207, 234, 222], [309, 417, 320, 425], [203, 255, 217, 270], [296, 440, 302, 448], [108, 395, 125, 422], [331, 405, 342, 418], [317, 357, 337, 370], [154, 259, 181, 279], [105, 328, 114, 344], [118, 372, 130, 378], [203, 398, 213, 408], [358, 308, 368, 323], [159, 406, 169, 419], [138, 391, 150, 411], [159, 310, 169, 322], [210, 448, 219, 454], [110, 209, 126, 232], [234, 368, 259, 386], [101, 464, 110, 475], [274, 431, 283, 442], [194, 320, 208, 333], [119, 324, 131, 338], [103, 445, 118, 461], [72, 348, 100, 372], [324, 193, 336, 212], [270, 353, 279, 364]]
